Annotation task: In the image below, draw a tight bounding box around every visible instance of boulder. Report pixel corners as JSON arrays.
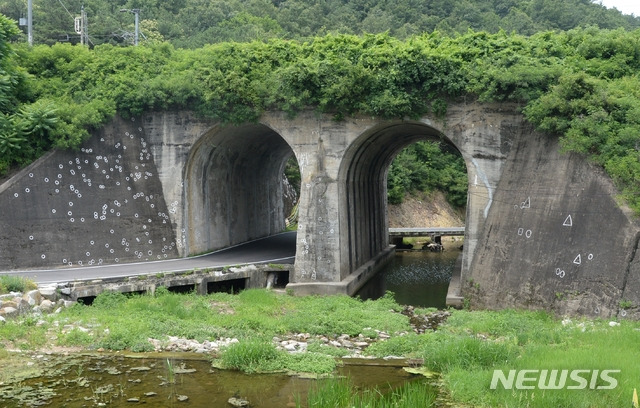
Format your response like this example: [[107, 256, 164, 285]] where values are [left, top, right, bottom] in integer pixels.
[[38, 284, 58, 299], [24, 290, 42, 306], [40, 299, 55, 313], [2, 300, 17, 309], [2, 307, 18, 317], [15, 298, 31, 313], [63, 300, 76, 308]]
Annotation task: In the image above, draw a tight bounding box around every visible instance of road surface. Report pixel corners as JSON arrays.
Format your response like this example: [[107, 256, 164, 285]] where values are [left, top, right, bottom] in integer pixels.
[[0, 232, 297, 284]]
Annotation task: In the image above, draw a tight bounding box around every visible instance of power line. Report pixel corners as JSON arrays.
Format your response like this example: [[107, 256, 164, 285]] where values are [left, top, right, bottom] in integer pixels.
[[56, 0, 74, 20]]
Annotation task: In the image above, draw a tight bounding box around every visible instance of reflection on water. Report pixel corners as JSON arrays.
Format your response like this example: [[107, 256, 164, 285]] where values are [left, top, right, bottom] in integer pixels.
[[358, 245, 461, 308], [0, 354, 425, 408]]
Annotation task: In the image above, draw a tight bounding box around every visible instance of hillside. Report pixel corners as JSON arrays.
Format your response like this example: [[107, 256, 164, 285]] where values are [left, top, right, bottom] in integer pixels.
[[2, 0, 639, 47], [388, 191, 464, 228]]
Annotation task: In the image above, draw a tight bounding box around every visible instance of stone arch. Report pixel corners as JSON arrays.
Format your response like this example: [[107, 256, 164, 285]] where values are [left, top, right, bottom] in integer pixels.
[[337, 120, 469, 281], [183, 123, 295, 256]]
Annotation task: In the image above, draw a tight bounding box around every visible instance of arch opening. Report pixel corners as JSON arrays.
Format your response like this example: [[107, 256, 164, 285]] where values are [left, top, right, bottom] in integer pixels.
[[338, 121, 469, 292], [183, 123, 299, 256]]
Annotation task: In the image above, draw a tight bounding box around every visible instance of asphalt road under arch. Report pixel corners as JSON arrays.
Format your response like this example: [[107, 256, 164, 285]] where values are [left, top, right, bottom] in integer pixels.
[[1, 232, 297, 284]]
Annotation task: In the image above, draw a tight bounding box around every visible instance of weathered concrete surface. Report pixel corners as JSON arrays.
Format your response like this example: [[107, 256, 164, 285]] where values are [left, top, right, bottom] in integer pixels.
[[465, 127, 640, 318], [141, 113, 294, 256], [55, 264, 293, 301], [0, 116, 178, 270]]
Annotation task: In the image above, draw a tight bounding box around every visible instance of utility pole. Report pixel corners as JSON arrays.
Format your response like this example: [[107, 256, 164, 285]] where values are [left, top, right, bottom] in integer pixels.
[[82, 6, 88, 46], [133, 9, 139, 46], [75, 6, 88, 46], [120, 9, 140, 46], [27, 0, 32, 46]]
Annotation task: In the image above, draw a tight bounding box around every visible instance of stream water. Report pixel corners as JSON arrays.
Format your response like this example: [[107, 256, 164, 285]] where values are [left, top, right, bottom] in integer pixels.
[[0, 353, 427, 407], [357, 241, 461, 308]]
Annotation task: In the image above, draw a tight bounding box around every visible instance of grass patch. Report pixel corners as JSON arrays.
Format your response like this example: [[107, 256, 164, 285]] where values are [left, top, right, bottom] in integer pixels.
[[285, 292, 408, 336], [57, 328, 94, 347], [452, 321, 640, 407], [220, 340, 281, 373], [0, 318, 48, 349], [283, 352, 337, 374], [365, 333, 435, 358], [376, 309, 640, 408], [0, 275, 37, 294], [299, 377, 436, 408], [219, 340, 337, 374], [267, 263, 284, 269], [307, 340, 351, 358]]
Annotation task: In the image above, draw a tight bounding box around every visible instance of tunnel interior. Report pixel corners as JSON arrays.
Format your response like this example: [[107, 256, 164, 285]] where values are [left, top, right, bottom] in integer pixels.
[[184, 124, 297, 256], [167, 284, 197, 294], [207, 278, 247, 294], [339, 121, 467, 278]]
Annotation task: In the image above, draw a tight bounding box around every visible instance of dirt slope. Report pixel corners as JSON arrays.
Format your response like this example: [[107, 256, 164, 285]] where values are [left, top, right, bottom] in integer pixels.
[[387, 191, 464, 228]]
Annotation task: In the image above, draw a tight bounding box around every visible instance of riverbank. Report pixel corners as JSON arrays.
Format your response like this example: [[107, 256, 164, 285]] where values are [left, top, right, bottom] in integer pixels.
[[1, 288, 639, 407]]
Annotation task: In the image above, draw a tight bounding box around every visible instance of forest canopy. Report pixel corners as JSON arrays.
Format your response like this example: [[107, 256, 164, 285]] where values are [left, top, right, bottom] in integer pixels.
[[0, 3, 640, 212], [1, 0, 639, 47]]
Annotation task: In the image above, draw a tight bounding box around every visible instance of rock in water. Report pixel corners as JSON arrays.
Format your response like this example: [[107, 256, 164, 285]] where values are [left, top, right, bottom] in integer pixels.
[[228, 396, 250, 407]]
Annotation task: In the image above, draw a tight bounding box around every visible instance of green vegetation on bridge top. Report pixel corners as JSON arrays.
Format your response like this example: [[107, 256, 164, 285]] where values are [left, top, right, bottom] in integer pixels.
[[1, 13, 640, 212]]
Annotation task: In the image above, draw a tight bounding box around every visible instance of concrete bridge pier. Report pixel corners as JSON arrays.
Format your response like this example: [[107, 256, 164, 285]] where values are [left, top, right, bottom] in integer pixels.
[[264, 113, 392, 295]]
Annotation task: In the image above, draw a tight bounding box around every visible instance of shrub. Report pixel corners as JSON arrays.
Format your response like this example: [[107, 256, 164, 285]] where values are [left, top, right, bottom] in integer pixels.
[[0, 275, 37, 293]]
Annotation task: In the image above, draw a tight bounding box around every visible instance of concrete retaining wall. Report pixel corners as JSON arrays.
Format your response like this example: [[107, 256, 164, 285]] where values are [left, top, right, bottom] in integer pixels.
[[0, 116, 179, 270], [465, 127, 640, 318]]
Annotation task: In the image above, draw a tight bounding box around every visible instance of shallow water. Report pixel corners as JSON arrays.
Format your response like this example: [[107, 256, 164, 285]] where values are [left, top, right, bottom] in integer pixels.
[[0, 353, 426, 407], [357, 246, 460, 308]]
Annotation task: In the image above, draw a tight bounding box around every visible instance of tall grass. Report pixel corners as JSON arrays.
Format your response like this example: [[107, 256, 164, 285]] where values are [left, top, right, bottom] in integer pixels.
[[165, 359, 176, 384], [365, 308, 640, 407], [299, 378, 436, 408]]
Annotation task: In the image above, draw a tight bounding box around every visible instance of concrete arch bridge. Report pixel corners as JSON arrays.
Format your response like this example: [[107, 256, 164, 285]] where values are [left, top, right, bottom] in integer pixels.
[[0, 101, 638, 318]]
